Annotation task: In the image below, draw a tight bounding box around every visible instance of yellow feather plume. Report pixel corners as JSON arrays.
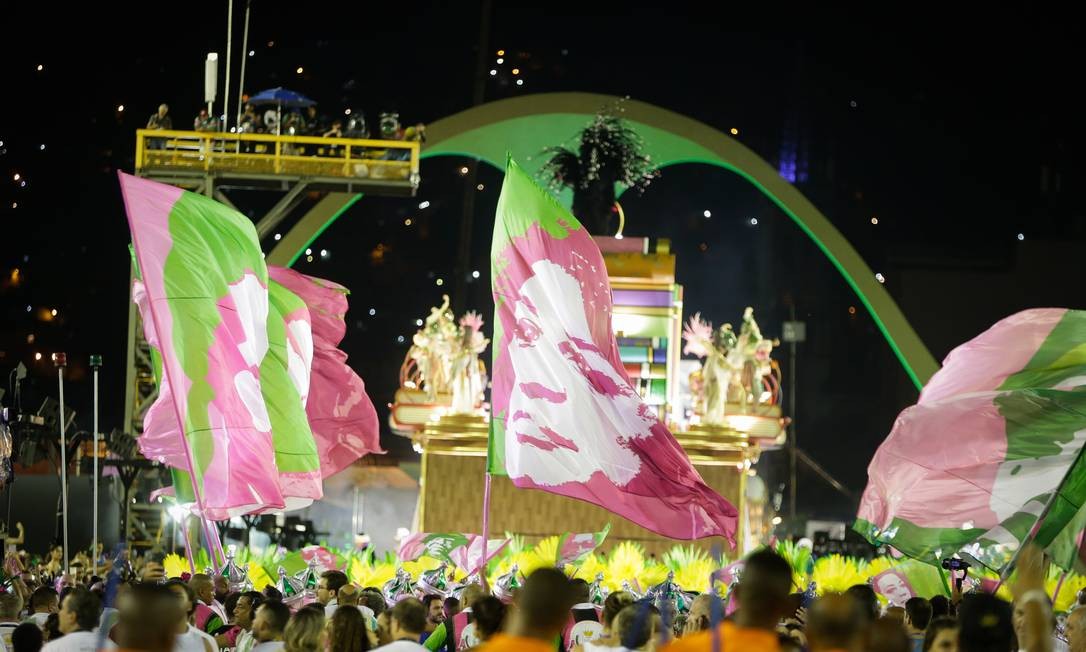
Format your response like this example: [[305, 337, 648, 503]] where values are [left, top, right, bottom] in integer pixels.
[[248, 562, 273, 591], [348, 557, 397, 589], [570, 552, 607, 582], [1049, 571, 1086, 612], [163, 553, 189, 579], [605, 542, 647, 591], [812, 554, 867, 594]]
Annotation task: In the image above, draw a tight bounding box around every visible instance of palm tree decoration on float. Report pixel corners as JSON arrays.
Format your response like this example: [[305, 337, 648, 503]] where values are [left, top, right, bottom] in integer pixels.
[[540, 101, 658, 235]]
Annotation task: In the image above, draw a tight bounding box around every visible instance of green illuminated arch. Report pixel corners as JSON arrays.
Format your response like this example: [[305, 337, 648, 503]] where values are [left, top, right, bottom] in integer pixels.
[[268, 92, 937, 389]]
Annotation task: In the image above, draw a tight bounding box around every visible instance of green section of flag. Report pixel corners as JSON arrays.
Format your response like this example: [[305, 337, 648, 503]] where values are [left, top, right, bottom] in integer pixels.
[[264, 281, 319, 473]]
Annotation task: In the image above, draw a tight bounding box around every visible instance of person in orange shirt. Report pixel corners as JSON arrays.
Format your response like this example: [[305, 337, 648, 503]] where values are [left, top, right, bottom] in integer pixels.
[[478, 568, 576, 652], [663, 549, 793, 652]]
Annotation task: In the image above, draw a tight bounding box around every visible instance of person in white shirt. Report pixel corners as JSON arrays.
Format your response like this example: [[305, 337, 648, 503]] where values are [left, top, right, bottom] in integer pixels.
[[374, 597, 428, 651], [0, 591, 24, 651], [251, 601, 290, 652], [329, 585, 377, 622], [25, 586, 59, 629], [165, 580, 216, 652], [317, 570, 350, 619], [42, 588, 114, 652]]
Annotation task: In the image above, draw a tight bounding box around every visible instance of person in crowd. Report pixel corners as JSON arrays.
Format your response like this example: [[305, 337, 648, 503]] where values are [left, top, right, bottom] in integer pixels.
[[164, 580, 216, 652], [115, 583, 182, 652], [317, 571, 349, 618], [41, 588, 103, 652], [283, 608, 323, 652], [212, 592, 241, 639], [958, 594, 1015, 652], [680, 593, 719, 637], [846, 584, 882, 623], [223, 591, 264, 652], [303, 106, 325, 136], [42, 548, 63, 578], [449, 584, 487, 650], [239, 104, 257, 130], [904, 597, 933, 652], [41, 614, 61, 644], [323, 120, 344, 139], [805, 593, 864, 652], [613, 604, 657, 652], [212, 577, 230, 606], [1068, 608, 1086, 652], [251, 601, 290, 652], [146, 104, 173, 150], [563, 578, 602, 651], [1, 592, 24, 649], [375, 597, 428, 651], [193, 109, 218, 132], [262, 586, 283, 603], [376, 611, 393, 648], [362, 590, 386, 619], [868, 616, 912, 652], [422, 595, 445, 639], [147, 104, 172, 131], [328, 605, 371, 652], [468, 597, 505, 647], [571, 591, 634, 652], [885, 606, 906, 623], [922, 616, 959, 652], [188, 575, 224, 633], [665, 549, 794, 651], [11, 622, 42, 652], [929, 595, 953, 619], [27, 587, 59, 628], [337, 583, 379, 631], [478, 568, 576, 652]]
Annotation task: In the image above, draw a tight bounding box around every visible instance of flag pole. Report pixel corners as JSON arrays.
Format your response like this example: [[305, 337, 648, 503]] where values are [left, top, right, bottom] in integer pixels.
[[180, 514, 196, 574], [1052, 570, 1068, 604], [480, 472, 492, 590], [91, 354, 102, 577], [54, 353, 70, 575], [204, 517, 225, 571]]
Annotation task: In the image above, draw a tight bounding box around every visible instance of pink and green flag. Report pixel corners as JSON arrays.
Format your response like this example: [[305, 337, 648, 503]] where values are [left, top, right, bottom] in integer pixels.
[[856, 308, 1086, 572], [121, 173, 380, 519], [556, 524, 611, 568], [398, 532, 510, 575], [488, 158, 737, 542]]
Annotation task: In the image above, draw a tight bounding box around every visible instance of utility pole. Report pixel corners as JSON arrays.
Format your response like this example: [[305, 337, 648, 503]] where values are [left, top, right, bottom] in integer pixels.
[[782, 309, 806, 522]]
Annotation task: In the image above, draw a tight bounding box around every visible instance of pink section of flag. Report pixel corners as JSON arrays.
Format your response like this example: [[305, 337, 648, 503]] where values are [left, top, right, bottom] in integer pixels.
[[919, 309, 1066, 402], [269, 266, 383, 476], [447, 537, 510, 575]]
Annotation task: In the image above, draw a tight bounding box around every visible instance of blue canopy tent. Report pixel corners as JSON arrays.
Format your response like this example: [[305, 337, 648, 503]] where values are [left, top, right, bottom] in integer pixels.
[[248, 87, 316, 135]]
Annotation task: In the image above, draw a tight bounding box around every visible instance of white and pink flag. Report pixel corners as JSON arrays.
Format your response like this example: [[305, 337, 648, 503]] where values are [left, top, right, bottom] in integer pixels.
[[487, 159, 737, 542]]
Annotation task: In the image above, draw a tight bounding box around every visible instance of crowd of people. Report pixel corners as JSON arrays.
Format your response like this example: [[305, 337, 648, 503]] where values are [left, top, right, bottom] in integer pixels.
[[0, 535, 1074, 652], [144, 103, 425, 147]]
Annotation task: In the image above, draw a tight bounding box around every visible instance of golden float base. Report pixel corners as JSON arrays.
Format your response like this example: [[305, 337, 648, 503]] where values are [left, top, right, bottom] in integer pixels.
[[413, 415, 760, 556]]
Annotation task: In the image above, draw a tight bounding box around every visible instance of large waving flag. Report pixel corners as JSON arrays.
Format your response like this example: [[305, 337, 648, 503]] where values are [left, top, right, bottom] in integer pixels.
[[121, 173, 380, 519], [856, 309, 1086, 572], [488, 158, 737, 542]]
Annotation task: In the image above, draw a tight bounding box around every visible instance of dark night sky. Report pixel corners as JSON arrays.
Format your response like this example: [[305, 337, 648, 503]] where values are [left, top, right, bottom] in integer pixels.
[[2, 3, 1084, 521]]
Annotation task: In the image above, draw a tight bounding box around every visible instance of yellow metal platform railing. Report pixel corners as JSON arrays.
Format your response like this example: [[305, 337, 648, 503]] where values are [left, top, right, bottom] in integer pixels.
[[135, 129, 420, 185]]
